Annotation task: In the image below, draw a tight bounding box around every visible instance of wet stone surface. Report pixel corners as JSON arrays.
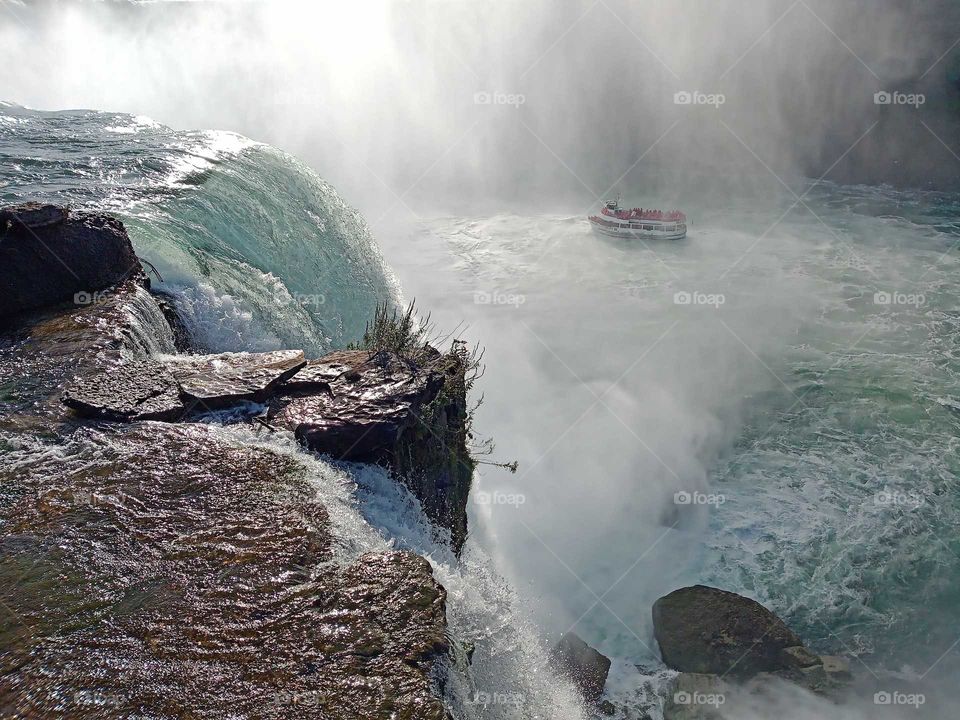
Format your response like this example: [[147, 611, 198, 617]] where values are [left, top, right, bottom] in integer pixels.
[[62, 358, 185, 421], [0, 423, 449, 720], [165, 349, 307, 411]]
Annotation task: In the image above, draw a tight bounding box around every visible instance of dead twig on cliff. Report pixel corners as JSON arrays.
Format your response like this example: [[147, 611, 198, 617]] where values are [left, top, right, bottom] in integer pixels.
[[140, 258, 165, 283]]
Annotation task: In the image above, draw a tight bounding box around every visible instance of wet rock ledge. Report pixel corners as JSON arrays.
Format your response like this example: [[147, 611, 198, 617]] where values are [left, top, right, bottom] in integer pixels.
[[0, 203, 468, 718]]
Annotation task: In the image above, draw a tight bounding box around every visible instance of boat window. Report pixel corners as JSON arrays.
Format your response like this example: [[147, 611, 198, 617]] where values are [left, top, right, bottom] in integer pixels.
[[643, 225, 653, 231]]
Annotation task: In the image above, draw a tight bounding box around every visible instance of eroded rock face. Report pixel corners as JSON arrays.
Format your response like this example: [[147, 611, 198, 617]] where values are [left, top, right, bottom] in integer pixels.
[[62, 358, 185, 421], [0, 205, 144, 319], [271, 348, 474, 552], [652, 585, 806, 679], [165, 350, 306, 411], [0, 202, 69, 230], [273, 350, 442, 460], [550, 632, 611, 702]]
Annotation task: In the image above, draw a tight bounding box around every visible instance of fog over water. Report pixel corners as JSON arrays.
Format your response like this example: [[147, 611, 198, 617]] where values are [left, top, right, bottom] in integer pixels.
[[4, 0, 960, 209], [4, 1, 960, 718]]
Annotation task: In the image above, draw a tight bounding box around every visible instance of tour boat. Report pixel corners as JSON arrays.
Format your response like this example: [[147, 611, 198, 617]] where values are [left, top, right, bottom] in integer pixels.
[[588, 197, 687, 240]]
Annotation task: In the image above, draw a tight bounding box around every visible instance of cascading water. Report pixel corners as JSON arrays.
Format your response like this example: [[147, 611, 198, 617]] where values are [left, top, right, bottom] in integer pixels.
[[0, 103, 400, 355], [5, 99, 960, 719], [374, 188, 960, 717]]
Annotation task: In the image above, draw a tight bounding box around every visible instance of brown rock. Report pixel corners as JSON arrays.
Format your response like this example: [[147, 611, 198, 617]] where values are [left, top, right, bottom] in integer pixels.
[[279, 349, 366, 393], [62, 358, 185, 421], [271, 348, 474, 552], [0, 205, 144, 319], [652, 585, 806, 679], [0, 201, 69, 230]]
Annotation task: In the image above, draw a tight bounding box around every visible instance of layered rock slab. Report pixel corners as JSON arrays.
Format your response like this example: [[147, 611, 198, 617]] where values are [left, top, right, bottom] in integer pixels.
[[61, 358, 184, 421], [272, 350, 443, 460], [164, 349, 307, 411]]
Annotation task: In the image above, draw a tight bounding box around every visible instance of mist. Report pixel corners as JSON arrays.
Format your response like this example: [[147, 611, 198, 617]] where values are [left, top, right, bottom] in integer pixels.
[[3, 1, 960, 718], [4, 0, 960, 221]]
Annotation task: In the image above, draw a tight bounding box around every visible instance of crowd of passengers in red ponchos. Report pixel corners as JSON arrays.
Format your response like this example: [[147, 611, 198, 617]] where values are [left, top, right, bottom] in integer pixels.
[[601, 207, 686, 222]]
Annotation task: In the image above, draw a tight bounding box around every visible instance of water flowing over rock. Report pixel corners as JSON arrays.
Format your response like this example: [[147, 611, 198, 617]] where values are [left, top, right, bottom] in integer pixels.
[[0, 204, 144, 319], [1, 204, 463, 717], [549, 632, 611, 702], [0, 279, 176, 434], [0, 423, 450, 720], [271, 348, 474, 552]]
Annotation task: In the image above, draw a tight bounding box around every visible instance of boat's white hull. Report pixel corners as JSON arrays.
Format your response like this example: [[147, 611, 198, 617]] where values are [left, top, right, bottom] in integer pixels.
[[589, 218, 687, 241]]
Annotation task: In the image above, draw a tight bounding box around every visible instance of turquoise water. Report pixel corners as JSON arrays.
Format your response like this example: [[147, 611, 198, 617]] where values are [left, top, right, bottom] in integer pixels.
[[0, 103, 400, 354]]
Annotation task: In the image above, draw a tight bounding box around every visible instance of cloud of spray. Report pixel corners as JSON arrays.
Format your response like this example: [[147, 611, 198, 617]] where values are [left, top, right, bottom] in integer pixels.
[[4, 2, 960, 716], [3, 0, 960, 213]]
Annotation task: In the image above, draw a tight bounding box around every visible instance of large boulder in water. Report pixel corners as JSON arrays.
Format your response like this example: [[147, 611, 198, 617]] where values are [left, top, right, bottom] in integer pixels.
[[652, 585, 811, 679], [0, 203, 144, 319], [549, 632, 611, 702]]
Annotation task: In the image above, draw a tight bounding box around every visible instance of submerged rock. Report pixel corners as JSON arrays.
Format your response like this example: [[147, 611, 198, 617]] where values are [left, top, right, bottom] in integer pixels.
[[0, 204, 144, 319], [272, 347, 474, 552], [549, 632, 611, 702], [165, 349, 306, 411], [62, 358, 185, 421], [652, 585, 807, 679]]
